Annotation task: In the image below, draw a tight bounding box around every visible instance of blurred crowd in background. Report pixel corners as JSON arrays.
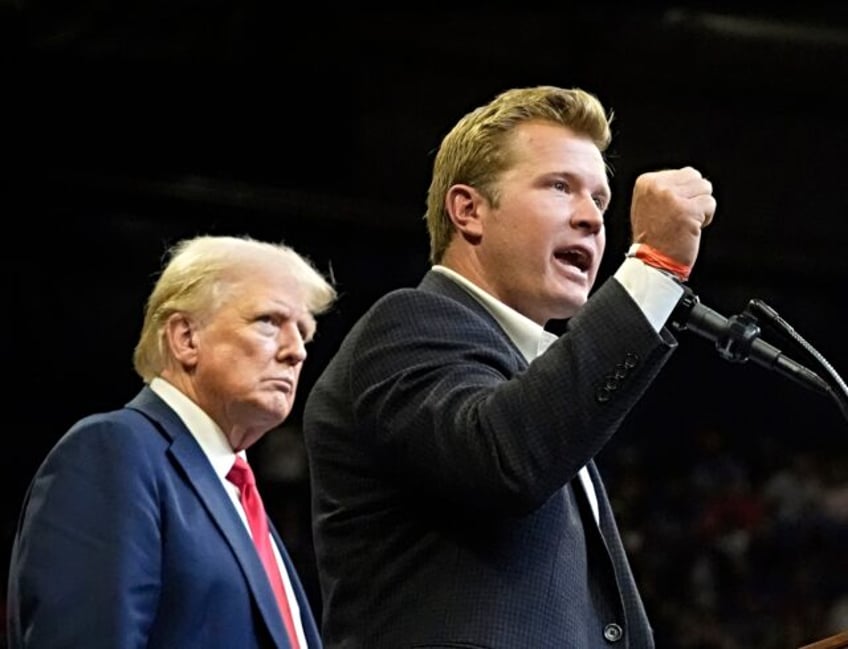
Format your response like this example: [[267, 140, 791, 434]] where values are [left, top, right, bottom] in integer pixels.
[[254, 421, 848, 649]]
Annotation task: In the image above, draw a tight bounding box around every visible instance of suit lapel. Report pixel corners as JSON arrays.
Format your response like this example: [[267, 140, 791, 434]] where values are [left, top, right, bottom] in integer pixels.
[[268, 525, 321, 644], [584, 460, 652, 639], [127, 388, 294, 649], [584, 461, 618, 543], [419, 269, 528, 369]]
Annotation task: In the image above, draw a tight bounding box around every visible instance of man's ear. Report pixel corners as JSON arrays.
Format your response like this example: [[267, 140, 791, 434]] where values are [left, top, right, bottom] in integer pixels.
[[445, 184, 486, 241], [164, 312, 199, 369]]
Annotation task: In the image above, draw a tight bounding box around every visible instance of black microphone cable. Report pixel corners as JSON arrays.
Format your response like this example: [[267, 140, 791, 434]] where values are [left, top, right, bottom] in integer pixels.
[[670, 286, 848, 423]]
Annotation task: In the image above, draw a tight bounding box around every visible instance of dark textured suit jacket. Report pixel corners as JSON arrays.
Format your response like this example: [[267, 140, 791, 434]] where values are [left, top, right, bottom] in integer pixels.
[[304, 270, 679, 648], [7, 387, 321, 649]]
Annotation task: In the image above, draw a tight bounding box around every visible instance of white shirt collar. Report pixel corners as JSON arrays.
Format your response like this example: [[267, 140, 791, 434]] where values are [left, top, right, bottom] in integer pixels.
[[149, 377, 242, 479], [432, 265, 558, 362]]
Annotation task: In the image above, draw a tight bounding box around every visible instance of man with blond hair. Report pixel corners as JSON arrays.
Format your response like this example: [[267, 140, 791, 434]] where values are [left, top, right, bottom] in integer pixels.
[[304, 86, 715, 647], [9, 235, 336, 649]]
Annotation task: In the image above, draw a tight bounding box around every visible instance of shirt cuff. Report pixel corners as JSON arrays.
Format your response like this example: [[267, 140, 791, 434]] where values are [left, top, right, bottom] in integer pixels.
[[614, 257, 685, 333]]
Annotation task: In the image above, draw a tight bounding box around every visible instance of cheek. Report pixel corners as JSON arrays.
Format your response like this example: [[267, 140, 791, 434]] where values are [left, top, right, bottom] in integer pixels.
[[206, 341, 270, 381], [591, 229, 606, 274], [246, 336, 278, 362]]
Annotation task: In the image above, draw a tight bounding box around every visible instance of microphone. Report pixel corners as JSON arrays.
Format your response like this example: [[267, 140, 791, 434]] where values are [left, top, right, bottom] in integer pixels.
[[671, 288, 831, 396]]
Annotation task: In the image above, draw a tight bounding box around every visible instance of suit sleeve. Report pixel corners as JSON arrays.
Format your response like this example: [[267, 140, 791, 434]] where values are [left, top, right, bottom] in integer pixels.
[[8, 414, 162, 648], [348, 277, 677, 514]]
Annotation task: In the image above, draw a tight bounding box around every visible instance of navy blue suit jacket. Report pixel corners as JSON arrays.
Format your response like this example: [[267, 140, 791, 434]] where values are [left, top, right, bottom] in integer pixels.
[[304, 270, 677, 648], [8, 387, 321, 649]]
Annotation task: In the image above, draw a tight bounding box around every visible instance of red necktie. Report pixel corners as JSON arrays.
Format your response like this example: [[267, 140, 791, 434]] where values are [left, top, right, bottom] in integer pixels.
[[227, 457, 301, 649]]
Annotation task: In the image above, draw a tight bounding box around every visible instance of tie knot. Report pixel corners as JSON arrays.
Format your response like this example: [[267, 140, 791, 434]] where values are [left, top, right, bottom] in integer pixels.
[[226, 456, 256, 490]]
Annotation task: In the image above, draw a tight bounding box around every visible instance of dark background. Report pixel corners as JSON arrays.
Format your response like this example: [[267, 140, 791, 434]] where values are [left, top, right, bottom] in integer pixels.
[[5, 4, 848, 648]]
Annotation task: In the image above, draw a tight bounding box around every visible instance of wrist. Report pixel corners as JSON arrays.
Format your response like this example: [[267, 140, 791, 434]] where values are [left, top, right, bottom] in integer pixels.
[[625, 243, 691, 282]]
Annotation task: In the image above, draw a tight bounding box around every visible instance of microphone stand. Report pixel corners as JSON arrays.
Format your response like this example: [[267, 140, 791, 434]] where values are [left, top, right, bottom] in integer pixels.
[[671, 287, 848, 423]]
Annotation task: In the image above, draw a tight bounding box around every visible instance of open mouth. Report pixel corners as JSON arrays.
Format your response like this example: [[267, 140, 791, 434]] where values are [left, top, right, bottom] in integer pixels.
[[554, 247, 591, 273]]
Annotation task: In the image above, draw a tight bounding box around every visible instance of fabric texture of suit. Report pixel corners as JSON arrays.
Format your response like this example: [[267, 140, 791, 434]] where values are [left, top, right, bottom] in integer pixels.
[[303, 270, 678, 648], [7, 387, 321, 649]]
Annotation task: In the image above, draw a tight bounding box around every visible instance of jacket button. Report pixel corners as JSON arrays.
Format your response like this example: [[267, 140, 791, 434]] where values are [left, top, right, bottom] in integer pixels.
[[623, 352, 639, 368], [603, 623, 623, 642]]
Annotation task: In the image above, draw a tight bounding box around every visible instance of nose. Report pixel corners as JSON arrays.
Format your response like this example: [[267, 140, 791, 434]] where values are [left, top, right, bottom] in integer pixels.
[[277, 323, 307, 365], [571, 196, 604, 235]]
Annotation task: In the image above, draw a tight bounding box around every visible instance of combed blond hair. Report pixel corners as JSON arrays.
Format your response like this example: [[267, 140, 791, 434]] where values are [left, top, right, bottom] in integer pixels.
[[132, 235, 336, 382], [425, 86, 613, 264]]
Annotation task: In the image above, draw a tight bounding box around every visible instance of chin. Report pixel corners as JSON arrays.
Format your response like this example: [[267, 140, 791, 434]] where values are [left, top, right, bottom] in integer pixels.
[[557, 289, 588, 313], [272, 406, 292, 425], [255, 402, 291, 429]]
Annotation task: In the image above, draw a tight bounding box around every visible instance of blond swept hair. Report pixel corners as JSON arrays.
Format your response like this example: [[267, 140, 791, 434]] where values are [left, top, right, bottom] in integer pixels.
[[425, 85, 613, 264], [132, 235, 336, 382]]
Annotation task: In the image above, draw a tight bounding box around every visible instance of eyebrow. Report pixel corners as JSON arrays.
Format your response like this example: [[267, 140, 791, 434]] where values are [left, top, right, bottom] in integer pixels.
[[548, 170, 611, 196]]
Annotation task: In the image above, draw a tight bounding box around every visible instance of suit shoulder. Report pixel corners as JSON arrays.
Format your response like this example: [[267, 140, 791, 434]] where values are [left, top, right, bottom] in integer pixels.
[[362, 284, 489, 328], [68, 406, 158, 438], [329, 283, 516, 372], [49, 407, 165, 465]]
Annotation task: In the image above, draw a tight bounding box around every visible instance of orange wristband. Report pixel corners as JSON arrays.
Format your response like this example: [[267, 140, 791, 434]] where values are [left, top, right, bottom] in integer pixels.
[[627, 243, 691, 282]]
